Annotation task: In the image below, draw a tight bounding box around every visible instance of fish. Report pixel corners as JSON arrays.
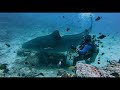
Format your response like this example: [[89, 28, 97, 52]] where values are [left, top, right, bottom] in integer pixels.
[[95, 16, 102, 21], [97, 34, 106, 39], [101, 53, 105, 55], [98, 62, 100, 64], [68, 66, 75, 70], [57, 61, 62, 67], [118, 59, 120, 63], [38, 73, 44, 76], [66, 28, 70, 31], [99, 33, 102, 35], [5, 43, 10, 47]]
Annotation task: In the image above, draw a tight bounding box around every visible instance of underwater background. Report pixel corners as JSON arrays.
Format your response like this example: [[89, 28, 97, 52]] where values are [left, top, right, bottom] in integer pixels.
[[0, 13, 120, 41], [0, 13, 120, 77]]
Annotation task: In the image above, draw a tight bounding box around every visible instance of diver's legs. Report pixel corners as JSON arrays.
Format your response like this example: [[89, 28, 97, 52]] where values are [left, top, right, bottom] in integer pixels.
[[73, 56, 82, 65], [85, 48, 99, 64]]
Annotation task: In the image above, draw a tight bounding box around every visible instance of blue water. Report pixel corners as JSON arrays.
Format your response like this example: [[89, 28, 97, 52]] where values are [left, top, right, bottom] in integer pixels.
[[0, 13, 120, 42], [92, 13, 120, 35]]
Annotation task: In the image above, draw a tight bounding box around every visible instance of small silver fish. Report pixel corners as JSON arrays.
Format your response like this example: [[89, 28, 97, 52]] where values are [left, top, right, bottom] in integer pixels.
[[57, 61, 62, 67], [58, 61, 62, 65]]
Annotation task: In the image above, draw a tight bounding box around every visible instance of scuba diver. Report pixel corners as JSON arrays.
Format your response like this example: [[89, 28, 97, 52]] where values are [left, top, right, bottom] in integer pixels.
[[64, 15, 98, 67], [72, 34, 99, 65]]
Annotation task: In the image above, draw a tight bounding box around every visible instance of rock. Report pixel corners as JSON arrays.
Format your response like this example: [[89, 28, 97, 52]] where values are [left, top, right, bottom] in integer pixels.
[[25, 52, 40, 67], [0, 63, 9, 74], [57, 69, 76, 77], [110, 72, 119, 77], [0, 64, 8, 70], [98, 69, 114, 77], [0, 70, 4, 76], [17, 48, 67, 68], [11, 66, 46, 77], [16, 49, 41, 68], [75, 62, 101, 77], [102, 60, 120, 77], [57, 69, 66, 76], [17, 67, 36, 77], [109, 60, 119, 65]]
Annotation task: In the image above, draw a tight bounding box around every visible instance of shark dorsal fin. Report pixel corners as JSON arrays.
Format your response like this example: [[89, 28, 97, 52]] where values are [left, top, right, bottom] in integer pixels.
[[51, 30, 61, 40]]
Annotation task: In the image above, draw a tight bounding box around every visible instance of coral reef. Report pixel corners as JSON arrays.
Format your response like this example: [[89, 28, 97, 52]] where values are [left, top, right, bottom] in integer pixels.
[[57, 60, 120, 78], [75, 62, 101, 77], [101, 60, 120, 77]]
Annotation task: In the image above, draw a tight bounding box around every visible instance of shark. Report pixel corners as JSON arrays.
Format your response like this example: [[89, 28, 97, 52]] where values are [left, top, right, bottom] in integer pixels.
[[22, 30, 89, 52], [22, 15, 93, 53], [21, 15, 93, 66]]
